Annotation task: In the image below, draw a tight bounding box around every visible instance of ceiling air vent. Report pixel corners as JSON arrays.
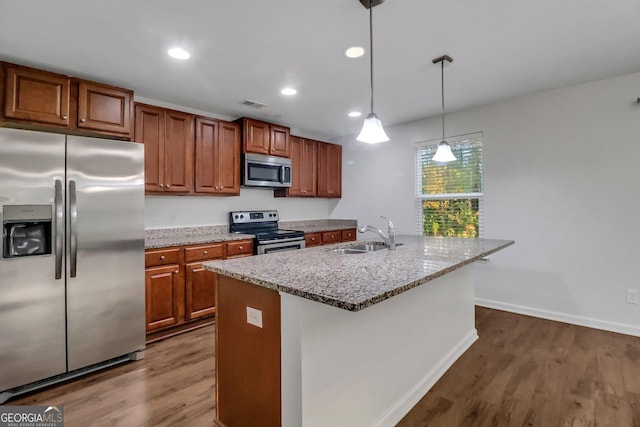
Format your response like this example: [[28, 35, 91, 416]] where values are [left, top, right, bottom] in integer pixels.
[[240, 99, 267, 109]]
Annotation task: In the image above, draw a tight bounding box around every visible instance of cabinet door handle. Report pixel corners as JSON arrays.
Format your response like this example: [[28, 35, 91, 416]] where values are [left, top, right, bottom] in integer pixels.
[[239, 246, 243, 250], [160, 255, 165, 260], [80, 118, 86, 123], [61, 115, 68, 120], [174, 270, 179, 274], [159, 184, 165, 188], [203, 250, 208, 255]]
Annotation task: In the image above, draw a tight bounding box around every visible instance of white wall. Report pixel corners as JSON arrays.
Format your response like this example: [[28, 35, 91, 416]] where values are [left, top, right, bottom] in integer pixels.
[[331, 72, 640, 335], [145, 190, 335, 228]]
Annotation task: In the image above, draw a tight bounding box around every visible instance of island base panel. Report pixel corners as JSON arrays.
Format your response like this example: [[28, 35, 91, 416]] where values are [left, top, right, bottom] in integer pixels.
[[281, 266, 477, 426], [216, 275, 281, 427]]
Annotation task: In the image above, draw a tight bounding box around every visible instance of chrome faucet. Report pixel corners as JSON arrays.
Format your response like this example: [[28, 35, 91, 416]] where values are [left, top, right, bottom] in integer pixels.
[[358, 216, 396, 250]]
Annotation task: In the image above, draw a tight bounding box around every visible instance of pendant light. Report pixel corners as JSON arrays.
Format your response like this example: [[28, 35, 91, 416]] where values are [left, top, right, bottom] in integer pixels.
[[432, 55, 456, 162], [356, 0, 389, 144]]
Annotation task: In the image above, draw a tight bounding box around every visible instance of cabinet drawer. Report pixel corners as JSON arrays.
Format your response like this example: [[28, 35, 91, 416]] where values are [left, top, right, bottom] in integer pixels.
[[227, 240, 254, 258], [185, 243, 225, 262], [305, 232, 322, 247], [145, 248, 181, 267], [341, 228, 356, 242], [322, 231, 341, 244]]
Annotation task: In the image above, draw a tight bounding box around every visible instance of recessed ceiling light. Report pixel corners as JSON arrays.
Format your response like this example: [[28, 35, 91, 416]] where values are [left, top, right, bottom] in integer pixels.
[[281, 88, 297, 96], [345, 47, 365, 58], [348, 111, 362, 118], [168, 47, 190, 60]]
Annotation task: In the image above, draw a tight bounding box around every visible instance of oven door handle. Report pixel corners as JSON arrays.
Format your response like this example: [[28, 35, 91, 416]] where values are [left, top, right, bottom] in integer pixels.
[[259, 236, 304, 245]]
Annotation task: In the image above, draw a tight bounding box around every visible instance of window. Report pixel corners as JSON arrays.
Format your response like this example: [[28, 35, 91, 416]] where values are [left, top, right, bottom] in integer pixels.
[[415, 134, 483, 238]]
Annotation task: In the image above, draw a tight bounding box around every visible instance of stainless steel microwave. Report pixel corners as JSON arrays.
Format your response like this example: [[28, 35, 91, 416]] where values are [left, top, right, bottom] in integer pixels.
[[243, 153, 292, 188]]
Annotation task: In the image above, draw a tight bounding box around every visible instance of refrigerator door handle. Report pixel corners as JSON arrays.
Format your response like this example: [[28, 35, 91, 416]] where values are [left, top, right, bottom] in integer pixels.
[[69, 180, 78, 278], [54, 179, 64, 280]]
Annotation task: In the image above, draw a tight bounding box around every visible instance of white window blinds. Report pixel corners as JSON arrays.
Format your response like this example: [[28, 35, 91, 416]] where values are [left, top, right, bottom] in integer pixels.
[[415, 134, 484, 238]]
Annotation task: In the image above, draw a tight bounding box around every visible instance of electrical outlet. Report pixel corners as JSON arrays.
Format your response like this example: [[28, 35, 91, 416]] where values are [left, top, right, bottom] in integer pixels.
[[246, 306, 263, 328], [626, 289, 639, 305]]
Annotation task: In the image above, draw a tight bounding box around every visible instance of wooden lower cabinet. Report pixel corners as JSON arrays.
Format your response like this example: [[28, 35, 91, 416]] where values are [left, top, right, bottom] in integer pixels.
[[145, 239, 253, 341], [145, 264, 182, 331], [305, 228, 357, 247], [342, 228, 356, 242], [305, 232, 322, 247], [321, 230, 341, 244], [185, 262, 218, 320]]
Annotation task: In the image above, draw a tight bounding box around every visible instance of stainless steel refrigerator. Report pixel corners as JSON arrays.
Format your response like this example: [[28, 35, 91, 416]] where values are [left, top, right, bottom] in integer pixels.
[[0, 127, 145, 402]]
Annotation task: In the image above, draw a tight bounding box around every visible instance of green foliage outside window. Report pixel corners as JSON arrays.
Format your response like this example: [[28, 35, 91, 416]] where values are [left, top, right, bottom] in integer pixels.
[[422, 199, 479, 237]]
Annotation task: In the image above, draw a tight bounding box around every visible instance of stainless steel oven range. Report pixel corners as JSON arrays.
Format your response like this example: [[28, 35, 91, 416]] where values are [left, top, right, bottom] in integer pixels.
[[229, 210, 305, 255]]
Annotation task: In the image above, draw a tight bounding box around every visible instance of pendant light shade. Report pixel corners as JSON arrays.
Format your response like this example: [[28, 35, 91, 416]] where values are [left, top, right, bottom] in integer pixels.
[[357, 113, 389, 144], [356, 0, 389, 144], [432, 141, 457, 162], [432, 55, 456, 162]]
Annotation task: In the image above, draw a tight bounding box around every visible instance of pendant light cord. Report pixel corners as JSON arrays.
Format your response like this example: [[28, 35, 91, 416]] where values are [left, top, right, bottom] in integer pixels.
[[441, 59, 445, 142], [369, 1, 374, 114]]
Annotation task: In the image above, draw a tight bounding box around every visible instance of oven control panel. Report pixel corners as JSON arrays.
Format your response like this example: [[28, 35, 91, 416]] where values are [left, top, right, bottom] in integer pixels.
[[230, 210, 279, 224]]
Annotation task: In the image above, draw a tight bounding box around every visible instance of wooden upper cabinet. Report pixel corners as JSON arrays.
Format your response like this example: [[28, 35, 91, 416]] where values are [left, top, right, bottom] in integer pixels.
[[243, 118, 270, 155], [1, 62, 133, 139], [135, 104, 164, 192], [164, 110, 194, 193], [299, 138, 318, 195], [217, 121, 241, 194], [77, 80, 133, 136], [240, 117, 290, 158], [317, 142, 342, 198], [282, 136, 316, 197], [134, 103, 193, 194], [3, 63, 71, 126], [195, 117, 241, 195], [270, 124, 290, 157]]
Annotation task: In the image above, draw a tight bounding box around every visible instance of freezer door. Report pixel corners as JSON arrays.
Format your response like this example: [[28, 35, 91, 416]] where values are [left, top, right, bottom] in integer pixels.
[[66, 136, 145, 371], [0, 128, 67, 391]]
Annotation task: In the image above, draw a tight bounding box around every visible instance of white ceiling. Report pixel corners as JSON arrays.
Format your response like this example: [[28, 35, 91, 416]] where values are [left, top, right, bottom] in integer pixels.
[[1, 0, 639, 139]]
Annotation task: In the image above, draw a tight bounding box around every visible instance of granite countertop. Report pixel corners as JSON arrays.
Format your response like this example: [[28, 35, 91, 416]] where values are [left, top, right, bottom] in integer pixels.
[[144, 219, 358, 249], [145, 225, 253, 249], [279, 219, 357, 233], [204, 235, 514, 311]]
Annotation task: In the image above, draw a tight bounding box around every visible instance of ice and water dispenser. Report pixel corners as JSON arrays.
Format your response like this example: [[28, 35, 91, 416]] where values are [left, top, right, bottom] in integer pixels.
[[2, 205, 52, 258]]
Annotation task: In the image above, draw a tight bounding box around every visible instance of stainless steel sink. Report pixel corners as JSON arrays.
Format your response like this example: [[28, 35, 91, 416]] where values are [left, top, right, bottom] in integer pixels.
[[331, 242, 402, 254]]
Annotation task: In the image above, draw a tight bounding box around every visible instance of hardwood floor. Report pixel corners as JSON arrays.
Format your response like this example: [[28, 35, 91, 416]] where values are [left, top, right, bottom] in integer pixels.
[[7, 307, 640, 427], [10, 326, 217, 426], [398, 307, 640, 427]]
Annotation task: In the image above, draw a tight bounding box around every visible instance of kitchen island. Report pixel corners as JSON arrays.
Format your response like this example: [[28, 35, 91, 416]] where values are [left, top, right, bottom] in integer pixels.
[[204, 235, 513, 427]]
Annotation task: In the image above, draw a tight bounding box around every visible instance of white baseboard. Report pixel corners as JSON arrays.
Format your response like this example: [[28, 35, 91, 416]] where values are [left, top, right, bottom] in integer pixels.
[[475, 298, 640, 337], [370, 329, 479, 427]]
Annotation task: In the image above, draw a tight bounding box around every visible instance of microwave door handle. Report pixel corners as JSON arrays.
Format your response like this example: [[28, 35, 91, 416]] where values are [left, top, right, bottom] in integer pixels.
[[69, 180, 78, 278], [54, 179, 63, 280], [280, 165, 285, 183]]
